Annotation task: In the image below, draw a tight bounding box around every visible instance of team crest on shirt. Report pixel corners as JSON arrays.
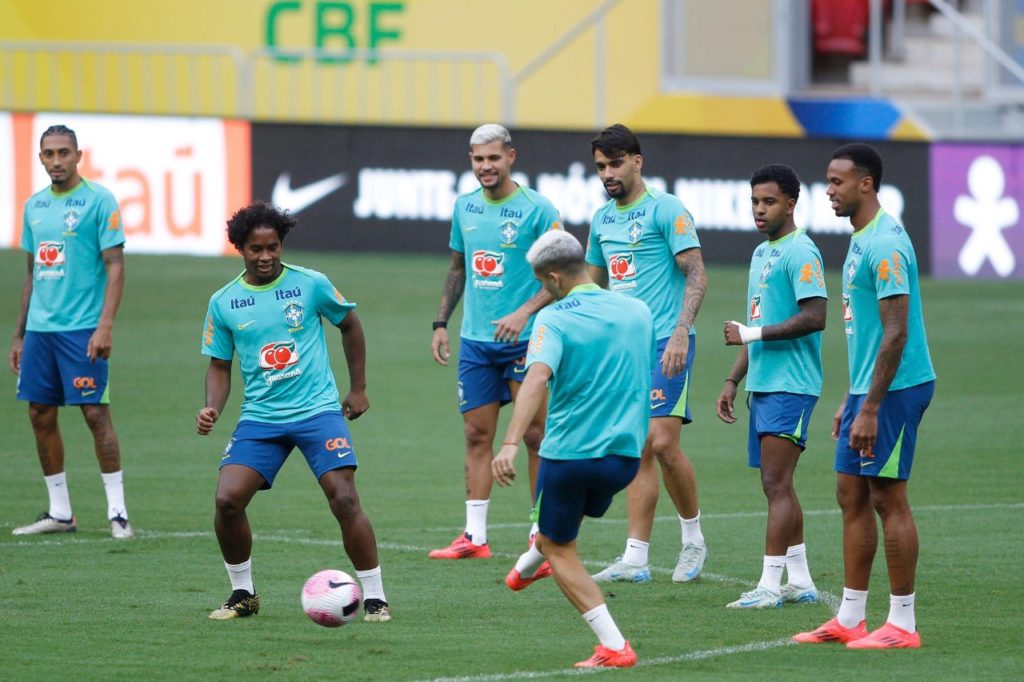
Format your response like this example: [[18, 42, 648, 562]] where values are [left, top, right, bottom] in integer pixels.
[[759, 260, 773, 283], [283, 302, 304, 329], [749, 295, 762, 320], [627, 221, 643, 245], [63, 210, 80, 233], [499, 221, 519, 247], [846, 258, 859, 284]]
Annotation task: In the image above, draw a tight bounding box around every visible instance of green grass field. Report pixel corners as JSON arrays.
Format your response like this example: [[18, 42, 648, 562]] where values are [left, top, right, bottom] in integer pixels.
[[1, 247, 1021, 681]]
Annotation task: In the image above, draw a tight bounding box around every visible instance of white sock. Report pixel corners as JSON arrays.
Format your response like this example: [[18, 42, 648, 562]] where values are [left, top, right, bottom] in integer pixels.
[[785, 543, 814, 587], [581, 603, 626, 651], [757, 555, 786, 593], [101, 470, 128, 520], [225, 559, 254, 595], [356, 566, 386, 602], [44, 472, 72, 521], [465, 500, 488, 545], [528, 521, 539, 541], [622, 538, 649, 566], [514, 544, 546, 577], [680, 511, 705, 546], [837, 587, 869, 628], [888, 592, 916, 632]]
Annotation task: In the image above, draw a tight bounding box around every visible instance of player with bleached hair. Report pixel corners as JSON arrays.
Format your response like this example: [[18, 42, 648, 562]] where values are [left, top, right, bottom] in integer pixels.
[[428, 124, 562, 560], [493, 229, 653, 669]]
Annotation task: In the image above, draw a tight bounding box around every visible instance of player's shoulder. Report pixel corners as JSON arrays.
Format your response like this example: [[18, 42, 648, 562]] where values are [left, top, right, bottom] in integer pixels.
[[454, 186, 484, 205], [26, 185, 52, 205], [208, 272, 246, 305], [792, 229, 823, 252], [649, 187, 685, 209], [79, 178, 118, 202], [517, 185, 557, 210], [591, 198, 617, 221], [281, 262, 327, 282]]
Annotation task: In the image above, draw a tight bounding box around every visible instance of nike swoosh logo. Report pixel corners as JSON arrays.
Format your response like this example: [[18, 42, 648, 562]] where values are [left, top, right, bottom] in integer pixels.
[[651, 402, 666, 409], [328, 579, 354, 589], [465, 226, 478, 231], [513, 366, 526, 374], [31, 219, 43, 225], [271, 172, 346, 214], [81, 390, 96, 397], [236, 321, 256, 330], [337, 451, 352, 459], [860, 461, 874, 468]]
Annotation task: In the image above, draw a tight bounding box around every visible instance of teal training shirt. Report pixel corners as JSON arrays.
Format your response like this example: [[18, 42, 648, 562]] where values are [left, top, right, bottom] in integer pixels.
[[745, 229, 827, 396], [202, 264, 357, 423], [21, 179, 125, 331], [842, 209, 936, 395], [450, 185, 561, 342], [585, 187, 701, 340], [526, 283, 654, 460]]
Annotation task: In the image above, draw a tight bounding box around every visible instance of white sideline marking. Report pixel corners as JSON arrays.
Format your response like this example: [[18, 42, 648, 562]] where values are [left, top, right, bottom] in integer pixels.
[[421, 638, 795, 682]]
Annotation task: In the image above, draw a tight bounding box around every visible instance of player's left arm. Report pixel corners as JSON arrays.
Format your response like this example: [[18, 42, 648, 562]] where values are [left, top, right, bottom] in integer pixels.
[[493, 361, 552, 486], [492, 288, 554, 343], [337, 310, 369, 420], [87, 245, 125, 362], [849, 294, 909, 452], [662, 247, 707, 378], [726, 297, 827, 344]]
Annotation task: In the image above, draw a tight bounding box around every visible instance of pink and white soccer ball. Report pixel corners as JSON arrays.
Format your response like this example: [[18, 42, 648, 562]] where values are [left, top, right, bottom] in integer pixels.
[[301, 569, 362, 627]]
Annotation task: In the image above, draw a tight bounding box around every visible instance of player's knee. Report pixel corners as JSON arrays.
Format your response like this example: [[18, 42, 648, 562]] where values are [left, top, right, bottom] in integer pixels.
[[28, 403, 57, 431], [522, 422, 544, 452], [214, 491, 247, 520], [648, 436, 679, 465], [80, 405, 113, 434], [463, 419, 494, 449], [327, 488, 362, 522], [760, 470, 792, 499]]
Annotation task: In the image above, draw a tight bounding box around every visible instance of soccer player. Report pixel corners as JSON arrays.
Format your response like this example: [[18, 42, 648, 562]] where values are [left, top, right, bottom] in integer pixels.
[[585, 124, 709, 583], [429, 124, 561, 559], [9, 124, 132, 539], [196, 201, 390, 623], [716, 164, 826, 609], [794, 143, 935, 649], [493, 230, 652, 669]]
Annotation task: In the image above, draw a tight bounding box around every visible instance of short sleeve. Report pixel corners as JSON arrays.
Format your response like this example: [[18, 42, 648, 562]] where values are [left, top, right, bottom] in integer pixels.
[[526, 314, 564, 378], [584, 217, 604, 267], [449, 200, 464, 253], [20, 206, 34, 253], [658, 194, 701, 255], [97, 190, 126, 251], [201, 301, 234, 360], [870, 241, 912, 299], [790, 241, 828, 302], [315, 273, 357, 327], [536, 198, 562, 238]]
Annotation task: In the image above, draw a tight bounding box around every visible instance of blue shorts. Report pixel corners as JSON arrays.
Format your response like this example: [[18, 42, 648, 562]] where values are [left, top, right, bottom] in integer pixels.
[[531, 455, 640, 543], [834, 381, 935, 481], [17, 330, 110, 406], [220, 410, 357, 489], [747, 392, 818, 468], [650, 334, 696, 422], [457, 338, 528, 413]]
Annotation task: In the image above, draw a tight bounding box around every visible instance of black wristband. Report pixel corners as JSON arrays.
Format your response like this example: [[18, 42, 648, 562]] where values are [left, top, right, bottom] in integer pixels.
[[724, 378, 738, 386], [432, 320, 448, 330]]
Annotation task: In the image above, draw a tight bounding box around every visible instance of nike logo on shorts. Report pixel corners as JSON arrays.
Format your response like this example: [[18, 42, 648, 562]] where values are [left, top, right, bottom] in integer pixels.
[[81, 390, 96, 397]]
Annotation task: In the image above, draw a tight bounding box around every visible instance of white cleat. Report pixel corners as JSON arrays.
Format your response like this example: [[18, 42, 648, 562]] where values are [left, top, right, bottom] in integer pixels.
[[781, 583, 819, 604], [13, 512, 77, 535], [110, 516, 134, 539], [726, 587, 783, 609], [672, 543, 707, 583], [591, 557, 652, 584]]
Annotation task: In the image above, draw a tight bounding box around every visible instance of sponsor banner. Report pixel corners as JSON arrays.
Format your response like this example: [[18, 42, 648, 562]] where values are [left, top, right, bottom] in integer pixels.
[[4, 113, 250, 255], [930, 144, 1024, 279], [252, 124, 930, 270]]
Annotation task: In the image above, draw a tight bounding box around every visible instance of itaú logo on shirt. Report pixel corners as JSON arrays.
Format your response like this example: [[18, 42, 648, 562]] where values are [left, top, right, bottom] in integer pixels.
[[259, 340, 300, 371], [35, 241, 66, 267], [608, 253, 637, 281], [472, 250, 505, 278]]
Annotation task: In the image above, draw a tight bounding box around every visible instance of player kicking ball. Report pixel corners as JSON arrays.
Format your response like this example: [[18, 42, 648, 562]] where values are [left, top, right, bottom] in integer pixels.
[[196, 201, 390, 623], [492, 230, 653, 669]]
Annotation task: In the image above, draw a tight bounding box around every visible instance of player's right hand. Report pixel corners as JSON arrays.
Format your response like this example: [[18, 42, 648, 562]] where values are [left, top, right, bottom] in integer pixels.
[[430, 328, 450, 366], [492, 444, 518, 487], [196, 407, 219, 435], [8, 336, 23, 374], [715, 383, 737, 424]]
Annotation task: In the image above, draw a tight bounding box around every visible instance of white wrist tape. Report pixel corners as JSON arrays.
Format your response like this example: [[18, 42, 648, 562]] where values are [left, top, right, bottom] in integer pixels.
[[733, 322, 762, 344]]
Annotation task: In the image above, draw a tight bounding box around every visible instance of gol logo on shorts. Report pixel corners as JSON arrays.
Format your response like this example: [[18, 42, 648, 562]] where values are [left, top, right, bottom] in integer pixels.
[[325, 437, 350, 451], [73, 376, 97, 389]]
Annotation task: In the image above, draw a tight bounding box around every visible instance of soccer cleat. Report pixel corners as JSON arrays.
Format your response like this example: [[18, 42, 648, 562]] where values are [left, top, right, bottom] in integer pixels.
[[428, 533, 492, 559], [110, 515, 134, 539], [846, 622, 921, 649], [591, 557, 652, 584], [792, 617, 869, 644], [12, 512, 77, 536], [208, 590, 260, 620], [363, 598, 392, 622], [726, 586, 783, 609], [672, 542, 708, 583], [781, 583, 819, 604], [574, 640, 637, 668], [505, 561, 553, 591]]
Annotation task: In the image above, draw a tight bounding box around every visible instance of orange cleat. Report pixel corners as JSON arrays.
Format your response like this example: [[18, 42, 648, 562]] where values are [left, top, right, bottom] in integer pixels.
[[574, 640, 637, 668], [846, 622, 921, 649], [504, 561, 552, 591], [792, 617, 869, 644], [428, 533, 492, 559]]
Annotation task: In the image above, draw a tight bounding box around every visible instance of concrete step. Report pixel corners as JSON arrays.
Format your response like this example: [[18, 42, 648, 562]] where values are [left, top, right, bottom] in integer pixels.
[[849, 60, 984, 93]]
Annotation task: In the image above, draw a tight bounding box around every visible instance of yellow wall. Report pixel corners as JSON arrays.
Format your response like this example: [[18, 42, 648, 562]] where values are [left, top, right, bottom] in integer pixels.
[[0, 0, 796, 135]]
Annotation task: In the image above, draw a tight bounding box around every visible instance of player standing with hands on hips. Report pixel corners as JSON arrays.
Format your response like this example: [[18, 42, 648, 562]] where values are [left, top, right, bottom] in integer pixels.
[[717, 164, 826, 609], [197, 201, 390, 623]]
